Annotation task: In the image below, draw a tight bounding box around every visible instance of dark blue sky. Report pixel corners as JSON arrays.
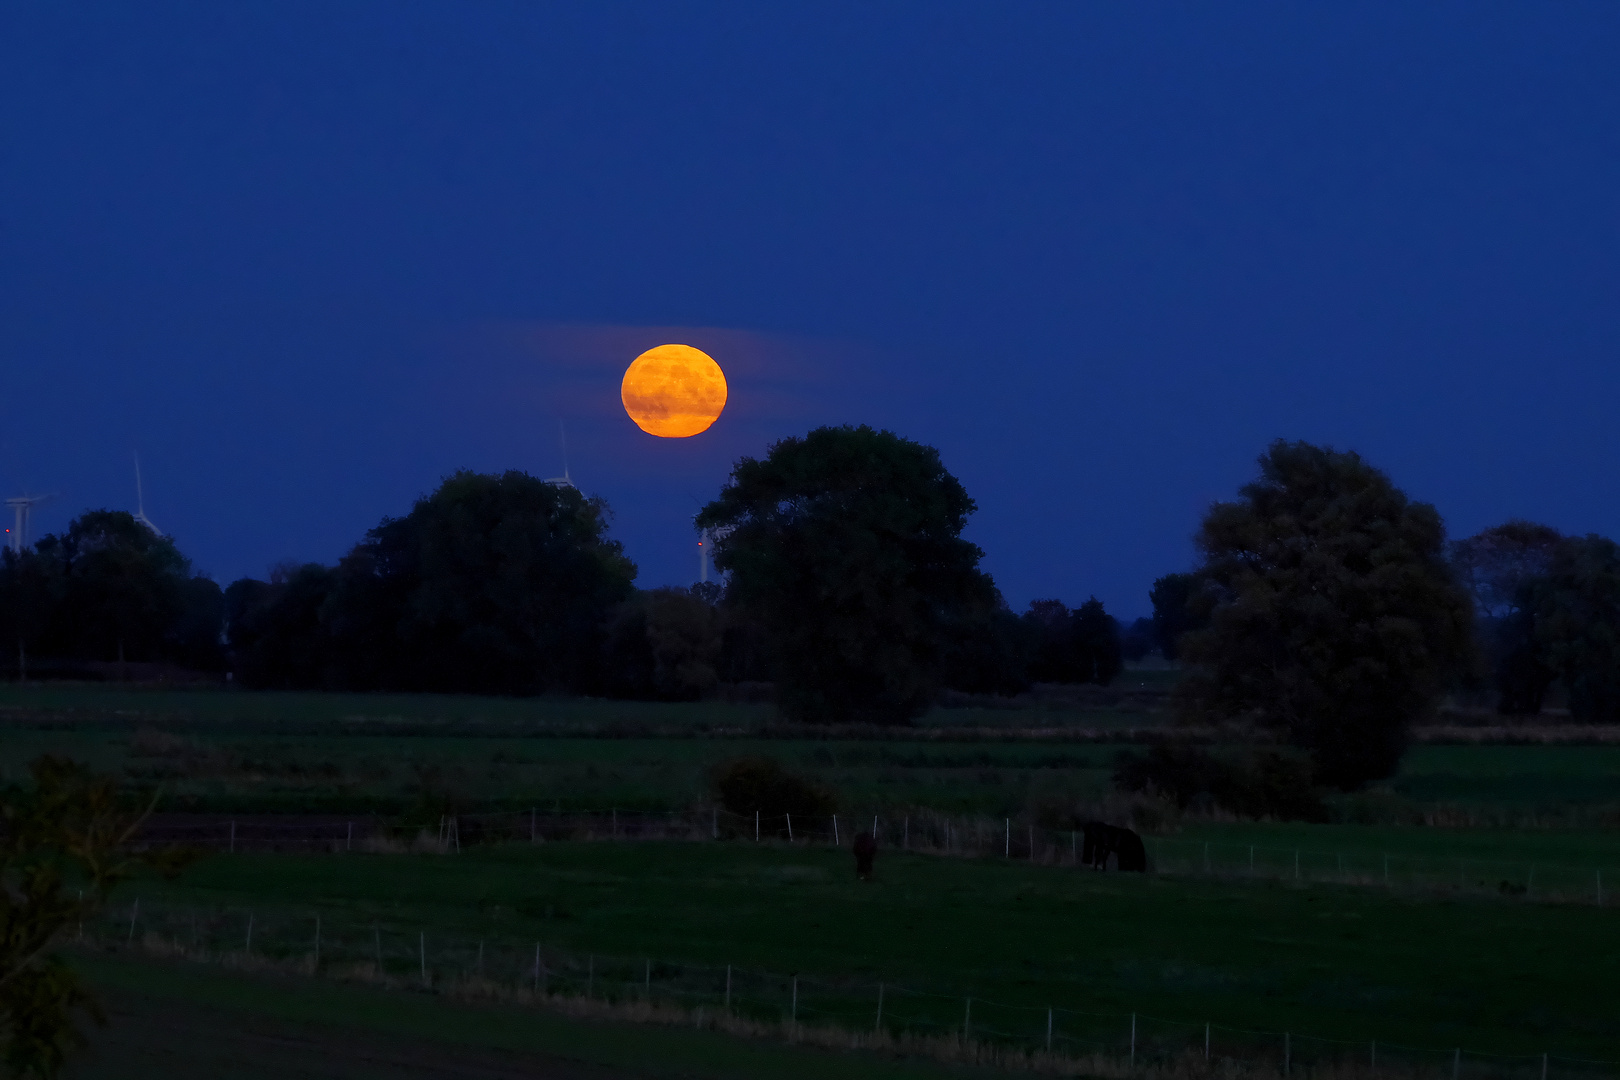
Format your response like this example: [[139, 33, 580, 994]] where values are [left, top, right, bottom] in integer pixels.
[[3, 3, 1618, 617]]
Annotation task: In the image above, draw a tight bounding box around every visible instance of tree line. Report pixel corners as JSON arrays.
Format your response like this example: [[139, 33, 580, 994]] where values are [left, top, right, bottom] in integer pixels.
[[3, 427, 1618, 794]]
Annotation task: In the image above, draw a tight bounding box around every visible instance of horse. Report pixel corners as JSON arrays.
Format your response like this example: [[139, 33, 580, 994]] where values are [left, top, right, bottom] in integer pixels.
[[853, 833, 877, 880], [1080, 821, 1147, 872]]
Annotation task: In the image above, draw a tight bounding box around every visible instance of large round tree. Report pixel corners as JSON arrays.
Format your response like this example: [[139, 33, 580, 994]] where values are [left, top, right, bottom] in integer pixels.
[[1178, 440, 1473, 789], [697, 425, 997, 725]]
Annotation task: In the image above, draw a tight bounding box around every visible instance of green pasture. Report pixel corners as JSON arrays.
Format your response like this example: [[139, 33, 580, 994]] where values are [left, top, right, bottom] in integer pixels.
[[111, 840, 1619, 1061], [0, 686, 1616, 821], [71, 952, 981, 1080]]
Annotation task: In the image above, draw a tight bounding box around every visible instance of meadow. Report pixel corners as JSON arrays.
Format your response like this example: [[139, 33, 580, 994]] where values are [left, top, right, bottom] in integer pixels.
[[5, 683, 1614, 1077]]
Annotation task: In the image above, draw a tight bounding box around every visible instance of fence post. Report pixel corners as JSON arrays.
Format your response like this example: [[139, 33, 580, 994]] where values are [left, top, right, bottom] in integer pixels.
[[229, 820, 236, 854], [1130, 1012, 1136, 1068], [791, 976, 797, 1025], [645, 958, 651, 997], [1453, 1047, 1460, 1080], [1598, 869, 1604, 905], [245, 913, 253, 953], [964, 997, 972, 1041], [533, 944, 541, 991], [1005, 819, 1010, 857], [127, 899, 139, 944], [786, 813, 793, 842], [346, 822, 352, 852], [588, 955, 594, 998], [755, 811, 759, 841], [314, 915, 321, 966], [1029, 824, 1035, 863], [904, 816, 909, 850], [833, 815, 839, 845], [419, 932, 427, 986], [374, 925, 381, 966], [1205, 1022, 1210, 1060], [1294, 850, 1300, 881], [1285, 1033, 1290, 1076], [725, 964, 731, 1010], [1542, 1053, 1548, 1080], [612, 809, 617, 838], [1371, 1041, 1376, 1069], [872, 815, 878, 838], [1046, 1007, 1053, 1051], [876, 983, 884, 1033]]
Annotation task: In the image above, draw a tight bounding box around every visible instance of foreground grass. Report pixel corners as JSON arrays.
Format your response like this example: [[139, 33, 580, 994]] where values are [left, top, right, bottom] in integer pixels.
[[70, 950, 989, 1080], [114, 840, 1619, 1060]]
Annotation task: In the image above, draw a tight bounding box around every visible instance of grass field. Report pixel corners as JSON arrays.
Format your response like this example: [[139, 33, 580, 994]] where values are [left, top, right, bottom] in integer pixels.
[[108, 840, 1619, 1063], [6, 684, 1616, 1075], [2, 686, 1616, 821], [69, 952, 985, 1080]]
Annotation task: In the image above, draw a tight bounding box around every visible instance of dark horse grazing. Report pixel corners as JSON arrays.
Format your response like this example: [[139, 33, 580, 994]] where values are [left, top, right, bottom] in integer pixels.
[[1080, 822, 1147, 872], [853, 833, 877, 880]]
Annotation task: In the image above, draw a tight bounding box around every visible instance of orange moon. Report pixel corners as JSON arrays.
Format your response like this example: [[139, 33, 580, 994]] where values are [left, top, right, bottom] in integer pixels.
[[620, 344, 728, 437]]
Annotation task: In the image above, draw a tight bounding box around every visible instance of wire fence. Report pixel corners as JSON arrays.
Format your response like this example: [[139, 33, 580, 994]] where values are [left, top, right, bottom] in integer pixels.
[[97, 898, 1619, 1079], [137, 808, 1619, 908]]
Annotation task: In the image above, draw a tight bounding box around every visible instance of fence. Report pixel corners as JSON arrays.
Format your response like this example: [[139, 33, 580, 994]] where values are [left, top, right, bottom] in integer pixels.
[[137, 808, 1619, 908], [99, 899, 1619, 1079]]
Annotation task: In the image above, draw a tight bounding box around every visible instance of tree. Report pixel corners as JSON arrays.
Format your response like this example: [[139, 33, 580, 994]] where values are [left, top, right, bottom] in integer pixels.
[[1449, 521, 1562, 715], [696, 425, 995, 725], [1148, 573, 1203, 662], [599, 587, 723, 701], [1177, 440, 1473, 790], [224, 564, 337, 689], [325, 470, 637, 694], [1022, 599, 1075, 682], [35, 512, 194, 666], [0, 552, 61, 680], [1071, 597, 1123, 685], [0, 757, 184, 1078], [939, 600, 1032, 696], [1532, 534, 1620, 723]]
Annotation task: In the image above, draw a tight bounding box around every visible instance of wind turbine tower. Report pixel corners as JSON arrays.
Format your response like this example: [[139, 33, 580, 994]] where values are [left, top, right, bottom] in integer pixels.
[[543, 421, 576, 490], [133, 453, 161, 534], [5, 495, 50, 555]]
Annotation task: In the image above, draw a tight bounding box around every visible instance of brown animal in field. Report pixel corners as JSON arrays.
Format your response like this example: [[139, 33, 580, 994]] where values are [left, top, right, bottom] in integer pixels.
[[853, 832, 877, 880]]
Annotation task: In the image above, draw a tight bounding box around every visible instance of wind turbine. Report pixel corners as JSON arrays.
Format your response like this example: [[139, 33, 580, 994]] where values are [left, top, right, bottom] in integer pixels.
[[133, 453, 161, 534], [543, 421, 576, 489], [4, 494, 51, 555]]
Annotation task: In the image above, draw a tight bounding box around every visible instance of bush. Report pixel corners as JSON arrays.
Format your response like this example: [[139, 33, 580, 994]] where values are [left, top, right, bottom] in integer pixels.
[[711, 757, 835, 823], [1113, 745, 1327, 822]]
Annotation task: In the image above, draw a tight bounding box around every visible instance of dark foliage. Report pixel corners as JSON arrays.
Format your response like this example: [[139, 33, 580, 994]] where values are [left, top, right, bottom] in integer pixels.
[[226, 471, 637, 693], [696, 425, 996, 725], [598, 587, 723, 701], [939, 602, 1033, 696], [0, 757, 189, 1078], [0, 511, 223, 674], [1072, 597, 1123, 685], [1148, 572, 1204, 662], [1113, 744, 1328, 822], [1531, 534, 1620, 723], [711, 757, 836, 823], [1022, 599, 1074, 682], [1177, 441, 1474, 790], [1449, 521, 1563, 715]]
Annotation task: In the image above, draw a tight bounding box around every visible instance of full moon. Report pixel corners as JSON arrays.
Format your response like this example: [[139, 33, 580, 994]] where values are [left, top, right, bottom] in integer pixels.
[[620, 344, 728, 437]]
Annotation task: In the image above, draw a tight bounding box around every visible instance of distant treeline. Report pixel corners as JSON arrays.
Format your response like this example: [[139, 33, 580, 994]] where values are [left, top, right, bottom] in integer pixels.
[[5, 428, 1620, 779]]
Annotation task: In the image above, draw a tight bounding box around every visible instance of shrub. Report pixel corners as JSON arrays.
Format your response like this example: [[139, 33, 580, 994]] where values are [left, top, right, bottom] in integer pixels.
[[711, 757, 835, 822], [1113, 745, 1327, 822]]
